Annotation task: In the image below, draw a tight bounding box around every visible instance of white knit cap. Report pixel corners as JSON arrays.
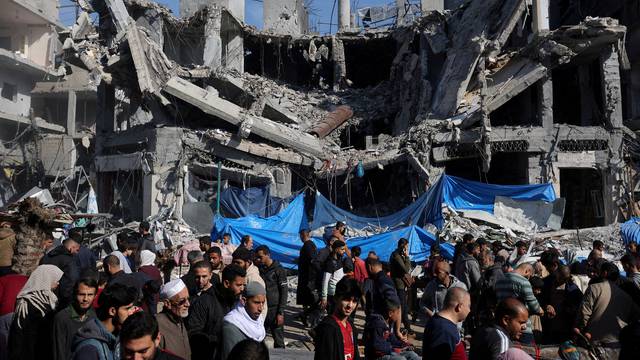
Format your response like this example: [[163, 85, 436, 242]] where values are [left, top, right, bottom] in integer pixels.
[[140, 250, 156, 267], [160, 279, 186, 300]]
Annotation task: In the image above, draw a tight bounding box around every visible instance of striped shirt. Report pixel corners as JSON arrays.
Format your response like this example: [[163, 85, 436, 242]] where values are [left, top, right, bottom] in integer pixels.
[[495, 272, 541, 334]]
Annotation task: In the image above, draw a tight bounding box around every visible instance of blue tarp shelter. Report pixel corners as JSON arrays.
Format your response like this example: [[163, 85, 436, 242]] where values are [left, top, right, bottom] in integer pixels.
[[220, 186, 289, 218], [211, 175, 556, 269], [311, 175, 556, 230], [223, 225, 453, 269], [621, 217, 640, 245]]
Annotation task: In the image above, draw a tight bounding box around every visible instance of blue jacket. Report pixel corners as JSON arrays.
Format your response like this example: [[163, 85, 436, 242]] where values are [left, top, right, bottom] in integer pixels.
[[364, 314, 404, 359], [365, 270, 400, 316], [71, 318, 118, 360]]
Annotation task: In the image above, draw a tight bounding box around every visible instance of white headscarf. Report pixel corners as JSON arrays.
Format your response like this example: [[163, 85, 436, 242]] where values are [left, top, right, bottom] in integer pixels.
[[14, 264, 64, 328], [140, 250, 156, 267], [223, 302, 266, 341]]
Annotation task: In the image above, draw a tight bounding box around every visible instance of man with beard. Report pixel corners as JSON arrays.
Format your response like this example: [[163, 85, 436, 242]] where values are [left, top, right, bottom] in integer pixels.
[[206, 246, 225, 284], [52, 277, 98, 360], [313, 278, 362, 360], [221, 282, 268, 360], [255, 245, 288, 348], [120, 311, 182, 360], [72, 283, 139, 360], [187, 263, 246, 360], [157, 279, 191, 360]]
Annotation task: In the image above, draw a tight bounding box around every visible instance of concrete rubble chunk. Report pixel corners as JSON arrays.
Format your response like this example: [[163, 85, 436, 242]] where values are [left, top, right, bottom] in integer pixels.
[[163, 77, 325, 157]]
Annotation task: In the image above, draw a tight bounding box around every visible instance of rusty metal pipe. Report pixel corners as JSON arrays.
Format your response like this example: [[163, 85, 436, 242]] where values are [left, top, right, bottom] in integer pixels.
[[309, 105, 354, 139]]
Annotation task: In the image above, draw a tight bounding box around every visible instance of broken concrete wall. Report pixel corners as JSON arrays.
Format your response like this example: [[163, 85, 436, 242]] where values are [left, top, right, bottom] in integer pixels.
[[263, 0, 308, 36]]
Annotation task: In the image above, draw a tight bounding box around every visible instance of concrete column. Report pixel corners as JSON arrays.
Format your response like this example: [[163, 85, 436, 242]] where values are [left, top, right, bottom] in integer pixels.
[[532, 0, 550, 33], [67, 90, 77, 136], [527, 155, 543, 184], [600, 44, 623, 128], [396, 0, 406, 26], [143, 173, 161, 218], [338, 0, 350, 32], [602, 169, 620, 225], [204, 7, 223, 69], [537, 76, 553, 131], [421, 0, 444, 12]]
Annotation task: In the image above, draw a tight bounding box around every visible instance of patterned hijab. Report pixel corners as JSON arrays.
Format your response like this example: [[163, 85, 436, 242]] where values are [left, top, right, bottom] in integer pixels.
[[14, 264, 64, 328]]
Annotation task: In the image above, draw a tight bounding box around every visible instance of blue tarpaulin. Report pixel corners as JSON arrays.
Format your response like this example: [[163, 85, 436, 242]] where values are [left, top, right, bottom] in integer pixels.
[[212, 193, 308, 240], [220, 186, 288, 218], [621, 217, 640, 245], [225, 225, 453, 269], [311, 175, 556, 230]]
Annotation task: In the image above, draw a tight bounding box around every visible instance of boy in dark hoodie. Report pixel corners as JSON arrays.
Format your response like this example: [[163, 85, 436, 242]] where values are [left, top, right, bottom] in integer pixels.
[[71, 283, 138, 360], [364, 300, 419, 360], [255, 245, 288, 348], [313, 278, 362, 360]]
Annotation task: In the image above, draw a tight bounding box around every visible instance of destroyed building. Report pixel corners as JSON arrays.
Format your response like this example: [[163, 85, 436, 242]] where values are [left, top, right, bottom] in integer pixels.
[[0, 0, 97, 209], [1, 0, 640, 235]]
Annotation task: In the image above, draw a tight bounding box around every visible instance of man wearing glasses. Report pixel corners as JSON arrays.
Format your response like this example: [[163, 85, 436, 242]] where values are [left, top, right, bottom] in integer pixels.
[[157, 279, 191, 360]]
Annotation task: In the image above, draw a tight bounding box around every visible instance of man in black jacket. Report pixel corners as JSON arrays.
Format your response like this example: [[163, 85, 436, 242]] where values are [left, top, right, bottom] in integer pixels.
[[138, 221, 156, 253], [313, 277, 362, 360], [40, 237, 80, 307], [297, 229, 318, 326], [255, 245, 288, 348], [52, 277, 97, 360], [186, 264, 246, 360]]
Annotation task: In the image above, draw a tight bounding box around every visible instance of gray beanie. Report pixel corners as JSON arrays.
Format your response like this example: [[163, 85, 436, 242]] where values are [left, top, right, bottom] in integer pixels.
[[245, 281, 266, 297]]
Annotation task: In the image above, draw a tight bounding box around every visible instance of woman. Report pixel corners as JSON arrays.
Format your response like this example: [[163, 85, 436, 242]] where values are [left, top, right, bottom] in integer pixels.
[[139, 250, 162, 314], [8, 264, 64, 360]]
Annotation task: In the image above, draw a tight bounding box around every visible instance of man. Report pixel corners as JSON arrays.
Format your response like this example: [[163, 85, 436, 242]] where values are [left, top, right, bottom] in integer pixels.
[[540, 265, 582, 344], [0, 222, 15, 276], [621, 254, 640, 289], [157, 279, 191, 360], [206, 246, 225, 283], [453, 233, 474, 269], [476, 238, 489, 268], [331, 222, 347, 242], [495, 263, 543, 344], [68, 228, 97, 276], [40, 237, 80, 307], [255, 245, 288, 348], [390, 238, 414, 334], [352, 246, 368, 284], [233, 247, 267, 314], [365, 258, 400, 315], [199, 235, 212, 253], [110, 238, 134, 274], [138, 221, 156, 253], [314, 278, 362, 360], [454, 242, 482, 293], [592, 240, 605, 253], [420, 260, 467, 318], [120, 311, 182, 360], [321, 240, 347, 313], [422, 288, 471, 360], [181, 250, 204, 297], [217, 233, 237, 265], [72, 283, 138, 360], [470, 298, 530, 360], [221, 282, 267, 359], [104, 254, 147, 296], [364, 300, 418, 360], [187, 264, 246, 360], [510, 241, 528, 267], [53, 277, 98, 360], [575, 261, 640, 344], [240, 235, 254, 250], [297, 228, 318, 326]]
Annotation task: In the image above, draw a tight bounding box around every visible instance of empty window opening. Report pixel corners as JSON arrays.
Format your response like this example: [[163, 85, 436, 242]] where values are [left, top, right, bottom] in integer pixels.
[[552, 59, 604, 126], [444, 152, 529, 185], [1, 83, 17, 102], [560, 168, 604, 229]]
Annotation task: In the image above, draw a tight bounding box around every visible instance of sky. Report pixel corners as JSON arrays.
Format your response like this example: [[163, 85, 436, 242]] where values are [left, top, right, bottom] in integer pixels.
[[58, 0, 401, 35]]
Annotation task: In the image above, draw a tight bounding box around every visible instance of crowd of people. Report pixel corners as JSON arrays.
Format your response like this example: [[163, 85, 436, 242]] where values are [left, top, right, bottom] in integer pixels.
[[1, 217, 640, 359]]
